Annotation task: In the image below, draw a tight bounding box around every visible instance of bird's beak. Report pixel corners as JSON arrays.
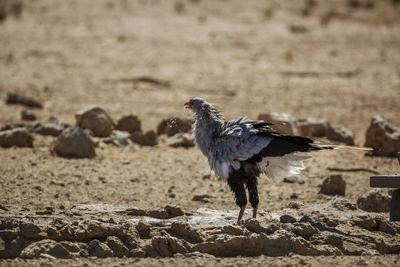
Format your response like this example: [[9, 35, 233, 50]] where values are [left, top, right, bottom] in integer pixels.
[[184, 101, 192, 109]]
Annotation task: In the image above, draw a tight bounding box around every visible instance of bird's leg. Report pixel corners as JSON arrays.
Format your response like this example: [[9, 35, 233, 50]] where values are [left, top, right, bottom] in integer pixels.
[[238, 206, 246, 224], [252, 205, 258, 218], [248, 176, 259, 219], [227, 176, 247, 224]]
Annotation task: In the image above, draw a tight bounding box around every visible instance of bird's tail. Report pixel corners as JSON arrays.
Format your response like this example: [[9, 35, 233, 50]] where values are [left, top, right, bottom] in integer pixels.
[[312, 141, 374, 152]]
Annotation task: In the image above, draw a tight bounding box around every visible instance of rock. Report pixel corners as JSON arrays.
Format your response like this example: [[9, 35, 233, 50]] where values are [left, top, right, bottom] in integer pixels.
[[330, 197, 356, 211], [357, 190, 391, 212], [33, 121, 65, 136], [19, 221, 43, 239], [170, 222, 204, 243], [352, 215, 378, 231], [364, 115, 400, 157], [257, 112, 299, 135], [21, 109, 36, 121], [59, 241, 86, 253], [280, 214, 297, 223], [88, 239, 113, 258], [0, 127, 33, 148], [319, 175, 346, 196], [297, 118, 330, 137], [288, 201, 304, 209], [0, 123, 32, 132], [0, 235, 24, 258], [191, 230, 340, 257], [157, 117, 193, 137], [147, 209, 169, 219], [192, 194, 214, 203], [126, 207, 147, 216], [165, 205, 184, 218], [152, 236, 172, 257], [121, 233, 138, 250], [167, 133, 194, 148], [136, 221, 152, 232], [6, 92, 42, 108], [103, 130, 132, 147], [152, 235, 189, 257], [129, 248, 146, 257], [291, 223, 316, 239], [106, 236, 129, 257], [130, 130, 158, 146], [75, 106, 113, 137], [326, 126, 355, 145], [20, 239, 71, 259], [377, 218, 397, 235], [115, 115, 141, 133], [242, 219, 270, 234], [299, 215, 316, 225], [220, 225, 246, 236], [53, 127, 95, 158], [35, 206, 53, 215], [168, 236, 190, 254]]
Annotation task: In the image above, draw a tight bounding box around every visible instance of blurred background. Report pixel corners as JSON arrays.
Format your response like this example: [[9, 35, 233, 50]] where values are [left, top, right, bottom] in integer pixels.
[[1, 0, 399, 145]]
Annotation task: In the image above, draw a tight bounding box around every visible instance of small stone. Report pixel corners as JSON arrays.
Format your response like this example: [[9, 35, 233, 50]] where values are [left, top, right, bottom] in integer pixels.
[[165, 205, 184, 217], [288, 201, 304, 209], [36, 206, 53, 215], [364, 115, 400, 157], [330, 197, 356, 211], [280, 214, 297, 223], [136, 222, 152, 232], [106, 236, 129, 257], [291, 223, 316, 239], [75, 105, 114, 137], [33, 121, 65, 136], [157, 117, 193, 137], [299, 215, 315, 225], [20, 239, 70, 259], [130, 130, 158, 146], [53, 127, 95, 158], [88, 239, 113, 258], [243, 219, 269, 233], [167, 133, 194, 148], [319, 175, 346, 196], [258, 112, 299, 135], [21, 109, 36, 121], [0, 127, 33, 148], [326, 126, 355, 145], [115, 115, 141, 133], [297, 117, 330, 137], [357, 189, 391, 212], [377, 218, 397, 235], [103, 130, 131, 147], [147, 209, 169, 219], [192, 194, 214, 203], [170, 222, 204, 243], [6, 92, 42, 108]]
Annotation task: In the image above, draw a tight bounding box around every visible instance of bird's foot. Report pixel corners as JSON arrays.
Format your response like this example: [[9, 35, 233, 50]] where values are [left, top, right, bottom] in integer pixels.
[[252, 206, 258, 219], [236, 206, 246, 224]]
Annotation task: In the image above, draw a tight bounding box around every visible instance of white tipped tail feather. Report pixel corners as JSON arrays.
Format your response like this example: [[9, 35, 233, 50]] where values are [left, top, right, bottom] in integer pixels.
[[312, 143, 374, 152], [258, 153, 311, 181], [258, 144, 373, 181]]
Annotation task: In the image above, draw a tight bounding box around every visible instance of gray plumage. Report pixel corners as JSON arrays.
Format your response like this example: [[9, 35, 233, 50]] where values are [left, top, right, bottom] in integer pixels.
[[186, 97, 327, 181]]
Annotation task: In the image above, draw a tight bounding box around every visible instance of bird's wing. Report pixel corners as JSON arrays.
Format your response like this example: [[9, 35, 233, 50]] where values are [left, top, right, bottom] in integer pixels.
[[208, 118, 274, 179]]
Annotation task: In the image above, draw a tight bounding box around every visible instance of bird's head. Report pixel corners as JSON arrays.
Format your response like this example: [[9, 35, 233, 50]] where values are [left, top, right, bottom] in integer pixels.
[[184, 97, 206, 111]]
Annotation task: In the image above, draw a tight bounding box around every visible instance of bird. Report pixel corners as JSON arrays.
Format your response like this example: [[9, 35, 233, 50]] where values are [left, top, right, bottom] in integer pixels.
[[184, 97, 371, 224]]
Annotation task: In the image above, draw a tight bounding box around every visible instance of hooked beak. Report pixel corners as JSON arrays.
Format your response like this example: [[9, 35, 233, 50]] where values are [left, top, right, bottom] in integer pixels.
[[184, 101, 192, 109]]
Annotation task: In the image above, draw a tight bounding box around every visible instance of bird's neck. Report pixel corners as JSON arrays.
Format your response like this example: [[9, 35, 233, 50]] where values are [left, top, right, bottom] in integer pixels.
[[193, 108, 224, 156]]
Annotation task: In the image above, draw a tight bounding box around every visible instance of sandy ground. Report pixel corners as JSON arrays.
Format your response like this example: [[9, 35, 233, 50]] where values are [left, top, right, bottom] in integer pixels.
[[1, 0, 400, 266]]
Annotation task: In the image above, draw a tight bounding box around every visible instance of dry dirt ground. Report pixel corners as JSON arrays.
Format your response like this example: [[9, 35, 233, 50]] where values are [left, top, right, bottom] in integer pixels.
[[1, 0, 400, 266]]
